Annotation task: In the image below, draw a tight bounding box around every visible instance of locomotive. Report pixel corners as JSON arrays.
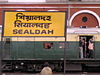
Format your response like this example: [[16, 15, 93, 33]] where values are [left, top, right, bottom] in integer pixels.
[[0, 2, 100, 72]]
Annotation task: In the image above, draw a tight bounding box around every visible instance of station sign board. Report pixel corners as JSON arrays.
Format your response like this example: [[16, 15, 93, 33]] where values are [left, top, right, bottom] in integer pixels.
[[3, 11, 66, 37]]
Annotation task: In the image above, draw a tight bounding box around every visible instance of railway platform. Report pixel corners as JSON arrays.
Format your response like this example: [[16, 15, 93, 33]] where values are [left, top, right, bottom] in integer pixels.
[[2, 72, 100, 75]]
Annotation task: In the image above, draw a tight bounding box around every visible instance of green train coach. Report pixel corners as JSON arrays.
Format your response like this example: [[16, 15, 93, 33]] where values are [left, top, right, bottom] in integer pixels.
[[2, 28, 100, 72]]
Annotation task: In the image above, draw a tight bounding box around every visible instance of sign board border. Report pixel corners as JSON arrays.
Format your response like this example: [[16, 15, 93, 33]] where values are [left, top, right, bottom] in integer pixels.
[[2, 11, 67, 37]]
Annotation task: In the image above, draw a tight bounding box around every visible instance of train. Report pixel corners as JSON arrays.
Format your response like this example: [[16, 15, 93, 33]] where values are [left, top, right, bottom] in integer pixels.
[[0, 1, 100, 72]]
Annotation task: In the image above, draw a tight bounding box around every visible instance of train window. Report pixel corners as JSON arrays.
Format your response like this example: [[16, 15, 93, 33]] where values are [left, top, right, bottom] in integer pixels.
[[5, 38, 11, 44], [44, 43, 53, 49], [59, 42, 65, 48], [82, 16, 88, 22]]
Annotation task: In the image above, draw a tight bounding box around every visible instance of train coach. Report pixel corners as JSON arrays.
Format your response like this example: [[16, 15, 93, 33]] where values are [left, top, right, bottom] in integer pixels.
[[0, 1, 100, 72]]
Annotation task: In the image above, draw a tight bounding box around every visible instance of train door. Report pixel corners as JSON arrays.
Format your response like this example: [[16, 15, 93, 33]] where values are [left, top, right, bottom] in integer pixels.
[[79, 35, 94, 58]]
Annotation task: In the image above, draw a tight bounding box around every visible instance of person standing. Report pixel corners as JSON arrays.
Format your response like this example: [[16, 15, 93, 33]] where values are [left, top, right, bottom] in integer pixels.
[[79, 38, 84, 58], [88, 38, 94, 58]]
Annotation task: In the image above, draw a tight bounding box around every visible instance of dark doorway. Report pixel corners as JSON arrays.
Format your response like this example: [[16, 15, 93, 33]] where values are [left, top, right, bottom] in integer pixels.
[[79, 35, 94, 58]]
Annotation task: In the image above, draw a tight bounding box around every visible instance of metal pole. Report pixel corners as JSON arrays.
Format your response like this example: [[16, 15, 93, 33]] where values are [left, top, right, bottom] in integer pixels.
[[64, 2, 70, 75], [0, 26, 2, 75], [64, 8, 68, 75], [64, 32, 67, 75]]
